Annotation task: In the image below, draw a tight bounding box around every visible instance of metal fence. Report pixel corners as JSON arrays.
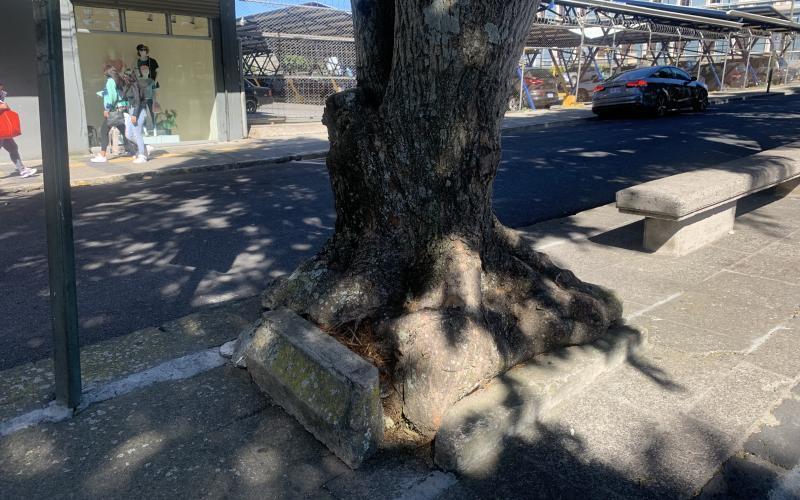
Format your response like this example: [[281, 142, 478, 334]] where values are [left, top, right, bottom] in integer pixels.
[[239, 0, 355, 122], [239, 0, 800, 120]]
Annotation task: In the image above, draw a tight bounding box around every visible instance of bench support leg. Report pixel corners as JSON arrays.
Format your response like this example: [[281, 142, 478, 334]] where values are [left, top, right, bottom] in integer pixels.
[[644, 202, 736, 256], [776, 178, 800, 197]]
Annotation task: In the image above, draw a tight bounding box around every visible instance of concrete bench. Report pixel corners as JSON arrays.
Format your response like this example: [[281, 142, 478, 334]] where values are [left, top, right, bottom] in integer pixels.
[[616, 144, 800, 255]]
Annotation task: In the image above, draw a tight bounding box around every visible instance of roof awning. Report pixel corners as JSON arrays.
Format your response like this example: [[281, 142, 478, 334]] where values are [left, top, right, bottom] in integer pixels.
[[556, 0, 744, 30]]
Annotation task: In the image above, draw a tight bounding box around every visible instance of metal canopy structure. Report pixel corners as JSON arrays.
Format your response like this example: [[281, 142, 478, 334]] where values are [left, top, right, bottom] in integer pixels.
[[238, 0, 800, 117], [526, 0, 800, 100], [239, 2, 356, 120]]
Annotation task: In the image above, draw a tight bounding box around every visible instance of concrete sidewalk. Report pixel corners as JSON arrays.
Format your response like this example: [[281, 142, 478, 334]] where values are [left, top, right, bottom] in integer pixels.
[[2, 183, 800, 497], [2, 84, 794, 195]]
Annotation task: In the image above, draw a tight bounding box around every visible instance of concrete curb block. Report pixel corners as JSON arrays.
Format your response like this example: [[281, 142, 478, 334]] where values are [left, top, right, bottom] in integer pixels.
[[244, 309, 383, 469], [434, 325, 646, 476]]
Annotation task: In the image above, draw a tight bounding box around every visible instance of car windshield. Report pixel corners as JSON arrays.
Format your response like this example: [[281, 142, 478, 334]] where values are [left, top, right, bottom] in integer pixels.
[[607, 67, 655, 83]]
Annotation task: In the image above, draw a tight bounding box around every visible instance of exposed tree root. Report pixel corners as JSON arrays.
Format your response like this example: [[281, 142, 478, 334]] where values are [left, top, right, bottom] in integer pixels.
[[262, 222, 622, 438]]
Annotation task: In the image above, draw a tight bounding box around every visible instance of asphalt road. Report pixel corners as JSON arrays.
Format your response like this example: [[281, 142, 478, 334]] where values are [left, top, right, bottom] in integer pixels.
[[2, 93, 800, 370]]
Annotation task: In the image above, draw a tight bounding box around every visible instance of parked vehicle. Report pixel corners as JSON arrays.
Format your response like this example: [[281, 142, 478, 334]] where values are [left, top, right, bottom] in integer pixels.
[[244, 80, 274, 113], [591, 65, 709, 118], [509, 69, 563, 110], [562, 67, 604, 102]]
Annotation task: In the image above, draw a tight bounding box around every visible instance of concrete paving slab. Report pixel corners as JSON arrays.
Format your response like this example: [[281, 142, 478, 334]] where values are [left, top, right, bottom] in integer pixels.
[[687, 361, 792, 438], [732, 241, 800, 285], [439, 427, 659, 500], [627, 315, 750, 355], [544, 239, 641, 277], [709, 225, 793, 255], [744, 395, 800, 470], [0, 366, 346, 500], [693, 270, 800, 315], [698, 454, 784, 499], [540, 389, 736, 498], [434, 327, 643, 476], [609, 254, 722, 287], [322, 453, 452, 500], [662, 243, 750, 270], [578, 264, 687, 306], [744, 319, 800, 378], [645, 290, 790, 342], [591, 343, 738, 418]]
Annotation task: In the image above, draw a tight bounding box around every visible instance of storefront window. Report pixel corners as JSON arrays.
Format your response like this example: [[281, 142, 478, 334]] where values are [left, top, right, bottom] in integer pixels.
[[171, 16, 210, 37], [75, 6, 121, 32], [76, 32, 218, 144], [124, 11, 168, 35]]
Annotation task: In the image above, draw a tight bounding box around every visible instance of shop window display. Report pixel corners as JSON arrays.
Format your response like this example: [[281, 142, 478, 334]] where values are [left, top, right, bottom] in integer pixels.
[[76, 12, 217, 146]]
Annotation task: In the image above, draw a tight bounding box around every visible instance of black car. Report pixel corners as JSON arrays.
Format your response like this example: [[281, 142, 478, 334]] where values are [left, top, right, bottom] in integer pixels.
[[244, 80, 274, 113], [592, 65, 709, 118]]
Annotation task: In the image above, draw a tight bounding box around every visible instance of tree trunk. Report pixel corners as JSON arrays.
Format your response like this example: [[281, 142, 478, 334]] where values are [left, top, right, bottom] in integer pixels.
[[263, 0, 622, 437]]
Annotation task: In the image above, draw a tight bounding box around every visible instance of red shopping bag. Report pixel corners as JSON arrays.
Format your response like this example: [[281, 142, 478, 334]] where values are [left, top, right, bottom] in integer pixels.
[[0, 109, 22, 139]]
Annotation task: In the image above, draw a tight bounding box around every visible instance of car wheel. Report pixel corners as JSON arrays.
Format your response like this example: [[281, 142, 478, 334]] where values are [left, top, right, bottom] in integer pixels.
[[246, 99, 258, 114], [654, 94, 668, 118], [693, 91, 709, 112]]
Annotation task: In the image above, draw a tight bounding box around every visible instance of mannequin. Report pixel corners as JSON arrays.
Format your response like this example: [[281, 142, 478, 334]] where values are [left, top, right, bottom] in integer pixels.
[[136, 44, 159, 83], [136, 44, 159, 136]]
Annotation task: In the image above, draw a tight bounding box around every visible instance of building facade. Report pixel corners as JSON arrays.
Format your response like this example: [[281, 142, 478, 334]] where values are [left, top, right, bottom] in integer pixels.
[[0, 0, 245, 161]]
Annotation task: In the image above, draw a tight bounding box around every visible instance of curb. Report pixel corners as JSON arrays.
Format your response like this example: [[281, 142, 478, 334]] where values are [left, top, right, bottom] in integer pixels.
[[709, 90, 786, 105], [0, 150, 330, 195], [0, 295, 262, 432]]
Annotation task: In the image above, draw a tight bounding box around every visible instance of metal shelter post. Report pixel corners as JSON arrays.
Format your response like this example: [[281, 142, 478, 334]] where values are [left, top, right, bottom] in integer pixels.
[[720, 34, 731, 92], [697, 34, 705, 80], [575, 24, 585, 99], [786, 34, 795, 85], [518, 59, 525, 111], [743, 33, 753, 88], [766, 34, 775, 92], [32, 0, 82, 408]]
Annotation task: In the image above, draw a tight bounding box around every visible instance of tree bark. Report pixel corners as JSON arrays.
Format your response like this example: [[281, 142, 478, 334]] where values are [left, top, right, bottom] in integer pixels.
[[264, 1, 622, 436]]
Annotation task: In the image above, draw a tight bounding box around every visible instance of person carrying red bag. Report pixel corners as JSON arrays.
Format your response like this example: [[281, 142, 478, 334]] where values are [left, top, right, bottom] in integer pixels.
[[0, 82, 37, 178]]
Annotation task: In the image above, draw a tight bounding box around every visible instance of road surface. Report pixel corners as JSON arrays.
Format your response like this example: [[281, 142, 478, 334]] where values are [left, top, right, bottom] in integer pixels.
[[1, 93, 799, 369]]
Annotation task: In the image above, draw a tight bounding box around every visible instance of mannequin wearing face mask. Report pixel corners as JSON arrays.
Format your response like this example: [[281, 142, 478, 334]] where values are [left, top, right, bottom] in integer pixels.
[[136, 44, 159, 84]]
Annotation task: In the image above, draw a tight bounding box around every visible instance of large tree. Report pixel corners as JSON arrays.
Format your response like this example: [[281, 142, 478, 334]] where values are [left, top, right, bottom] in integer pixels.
[[264, 0, 621, 437]]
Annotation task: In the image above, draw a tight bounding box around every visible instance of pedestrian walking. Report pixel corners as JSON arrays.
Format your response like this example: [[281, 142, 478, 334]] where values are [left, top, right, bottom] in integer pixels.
[[90, 65, 134, 163], [0, 83, 37, 178], [121, 69, 150, 164]]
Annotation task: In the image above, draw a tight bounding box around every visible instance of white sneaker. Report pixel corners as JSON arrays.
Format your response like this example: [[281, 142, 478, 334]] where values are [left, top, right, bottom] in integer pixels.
[[133, 155, 148, 164], [90, 155, 108, 163], [145, 145, 154, 156], [19, 167, 38, 178]]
